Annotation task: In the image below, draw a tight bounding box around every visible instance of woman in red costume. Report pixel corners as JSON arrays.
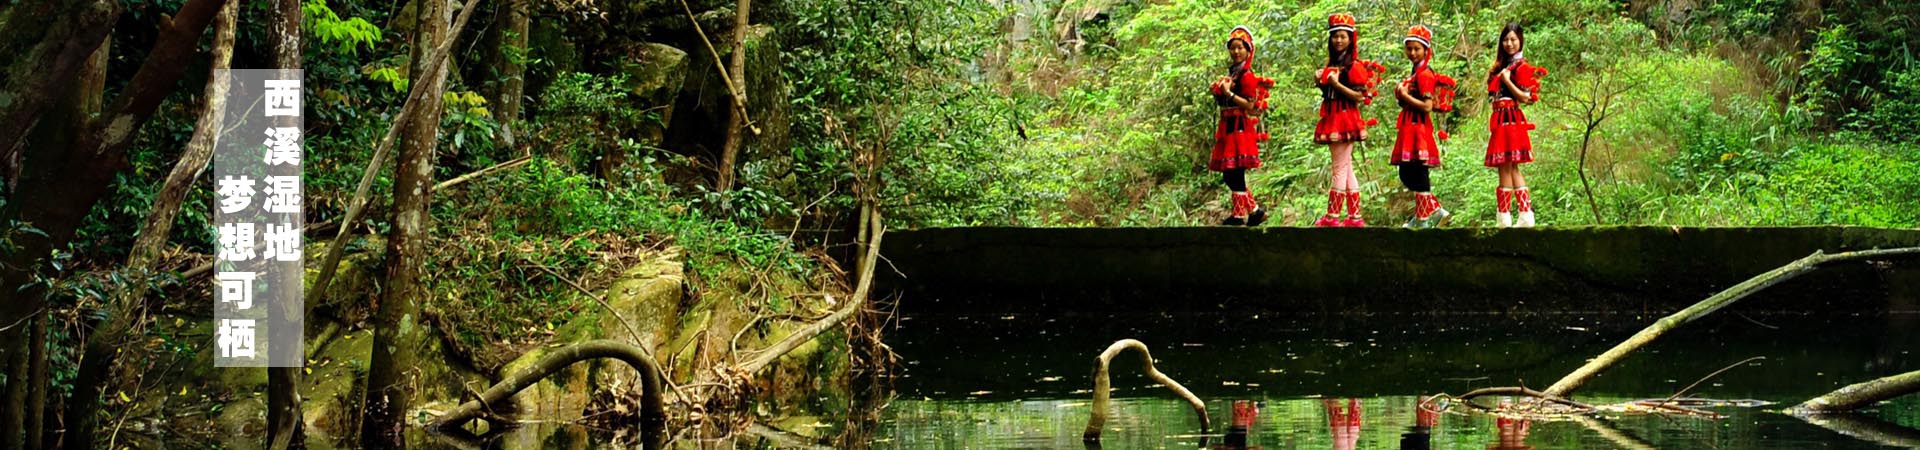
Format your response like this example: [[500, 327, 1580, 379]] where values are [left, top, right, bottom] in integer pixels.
[[1484, 23, 1547, 227], [1391, 24, 1455, 228], [1312, 13, 1381, 227], [1209, 25, 1273, 226]]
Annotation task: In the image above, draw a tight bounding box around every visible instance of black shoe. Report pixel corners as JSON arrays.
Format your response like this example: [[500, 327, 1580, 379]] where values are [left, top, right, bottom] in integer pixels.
[[1221, 216, 1246, 226], [1246, 208, 1269, 227]]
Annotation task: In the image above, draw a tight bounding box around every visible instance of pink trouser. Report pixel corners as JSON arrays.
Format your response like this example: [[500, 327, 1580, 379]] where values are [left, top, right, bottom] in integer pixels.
[[1328, 143, 1358, 191]]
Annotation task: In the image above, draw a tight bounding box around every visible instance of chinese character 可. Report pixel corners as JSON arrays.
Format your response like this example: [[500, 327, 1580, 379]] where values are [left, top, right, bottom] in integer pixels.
[[265, 79, 301, 117], [264, 127, 301, 166], [219, 222, 257, 262], [262, 176, 300, 214], [217, 176, 255, 214], [217, 319, 256, 358], [217, 271, 256, 310], [261, 224, 301, 262]]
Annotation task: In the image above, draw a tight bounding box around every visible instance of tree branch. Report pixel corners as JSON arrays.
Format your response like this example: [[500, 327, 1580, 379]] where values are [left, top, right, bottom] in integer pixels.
[[1544, 247, 1920, 397]]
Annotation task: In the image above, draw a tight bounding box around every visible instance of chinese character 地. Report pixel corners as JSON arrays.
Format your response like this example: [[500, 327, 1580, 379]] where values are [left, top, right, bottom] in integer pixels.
[[217, 271, 256, 310], [264, 79, 301, 117], [217, 319, 256, 359], [261, 224, 302, 262]]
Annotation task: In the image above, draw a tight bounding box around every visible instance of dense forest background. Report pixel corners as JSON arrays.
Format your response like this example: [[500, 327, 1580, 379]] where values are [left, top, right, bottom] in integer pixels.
[[2, 0, 1917, 447]]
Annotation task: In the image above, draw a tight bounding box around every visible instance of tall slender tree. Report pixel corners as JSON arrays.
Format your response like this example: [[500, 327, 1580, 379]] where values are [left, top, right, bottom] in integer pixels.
[[362, 0, 452, 446]]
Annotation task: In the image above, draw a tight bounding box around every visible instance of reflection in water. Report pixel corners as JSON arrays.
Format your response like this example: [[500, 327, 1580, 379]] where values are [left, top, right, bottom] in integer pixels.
[[1489, 415, 1533, 450], [1399, 396, 1440, 450], [1324, 398, 1361, 450]]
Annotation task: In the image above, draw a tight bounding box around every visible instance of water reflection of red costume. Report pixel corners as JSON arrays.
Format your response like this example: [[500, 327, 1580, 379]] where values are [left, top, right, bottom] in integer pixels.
[[1324, 398, 1362, 450], [1488, 416, 1534, 450]]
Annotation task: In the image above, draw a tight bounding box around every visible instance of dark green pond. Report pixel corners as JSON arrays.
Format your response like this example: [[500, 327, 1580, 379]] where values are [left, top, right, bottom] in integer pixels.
[[280, 309, 1918, 449], [872, 311, 1919, 449]]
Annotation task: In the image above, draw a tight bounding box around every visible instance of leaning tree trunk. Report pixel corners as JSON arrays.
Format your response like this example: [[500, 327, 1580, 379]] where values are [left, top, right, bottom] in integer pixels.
[[1544, 247, 1920, 397], [714, 0, 751, 192], [1793, 370, 1920, 415], [264, 0, 303, 446], [362, 0, 451, 447]]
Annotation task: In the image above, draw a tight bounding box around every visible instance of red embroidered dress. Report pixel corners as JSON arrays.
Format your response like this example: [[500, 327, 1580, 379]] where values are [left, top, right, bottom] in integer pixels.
[[1392, 59, 1440, 166], [1484, 58, 1546, 167], [1313, 14, 1379, 144], [1210, 60, 1267, 171]]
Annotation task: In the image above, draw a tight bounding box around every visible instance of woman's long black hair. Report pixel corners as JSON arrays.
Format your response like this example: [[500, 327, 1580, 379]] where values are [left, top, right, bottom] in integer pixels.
[[1487, 22, 1525, 82]]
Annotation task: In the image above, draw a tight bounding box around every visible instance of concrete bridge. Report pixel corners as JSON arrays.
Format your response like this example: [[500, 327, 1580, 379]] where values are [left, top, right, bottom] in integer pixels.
[[876, 226, 1920, 313]]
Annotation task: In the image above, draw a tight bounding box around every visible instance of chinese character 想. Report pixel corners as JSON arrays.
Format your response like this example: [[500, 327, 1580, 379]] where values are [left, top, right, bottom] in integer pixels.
[[262, 176, 300, 214], [217, 319, 257, 358], [218, 222, 257, 262], [264, 127, 301, 166], [217, 271, 256, 310], [261, 224, 302, 262], [265, 79, 301, 117], [217, 176, 255, 214]]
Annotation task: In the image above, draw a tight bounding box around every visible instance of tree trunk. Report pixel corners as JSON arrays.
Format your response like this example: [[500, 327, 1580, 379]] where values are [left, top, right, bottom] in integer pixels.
[[264, 0, 303, 447], [714, 0, 751, 192], [1, 326, 25, 450], [24, 316, 45, 450], [57, 3, 228, 449], [488, 0, 527, 148], [1793, 370, 1920, 414], [362, 0, 451, 446], [0, 0, 116, 171], [1544, 247, 1920, 397], [6, 12, 105, 450]]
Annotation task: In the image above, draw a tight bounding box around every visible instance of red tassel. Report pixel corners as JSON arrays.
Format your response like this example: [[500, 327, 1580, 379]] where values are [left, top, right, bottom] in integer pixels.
[[1438, 130, 1450, 140]]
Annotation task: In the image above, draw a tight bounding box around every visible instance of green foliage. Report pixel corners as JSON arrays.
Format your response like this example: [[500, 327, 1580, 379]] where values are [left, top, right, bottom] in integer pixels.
[[306, 0, 383, 55], [532, 71, 656, 173]]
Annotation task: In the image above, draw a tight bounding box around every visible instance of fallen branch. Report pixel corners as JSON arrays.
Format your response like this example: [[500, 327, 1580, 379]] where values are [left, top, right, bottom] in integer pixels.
[[435, 155, 532, 191], [1457, 387, 1596, 412], [1543, 247, 1920, 397], [1082, 339, 1209, 442], [735, 208, 881, 375], [429, 339, 663, 440], [1792, 369, 1920, 415]]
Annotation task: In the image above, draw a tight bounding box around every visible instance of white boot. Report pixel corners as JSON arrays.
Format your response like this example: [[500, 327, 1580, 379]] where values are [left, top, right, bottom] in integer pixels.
[[1497, 212, 1513, 228], [1517, 211, 1536, 228]]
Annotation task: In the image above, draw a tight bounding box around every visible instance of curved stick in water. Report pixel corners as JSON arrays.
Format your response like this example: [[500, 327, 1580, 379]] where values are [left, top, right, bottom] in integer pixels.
[[1082, 339, 1209, 442]]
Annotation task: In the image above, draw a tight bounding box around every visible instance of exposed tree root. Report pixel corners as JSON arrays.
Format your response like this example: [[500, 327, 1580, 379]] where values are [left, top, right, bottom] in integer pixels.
[[1082, 339, 1209, 442]]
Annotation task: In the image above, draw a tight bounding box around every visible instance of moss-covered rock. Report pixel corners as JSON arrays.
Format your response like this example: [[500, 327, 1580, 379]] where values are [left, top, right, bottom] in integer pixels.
[[504, 247, 687, 419]]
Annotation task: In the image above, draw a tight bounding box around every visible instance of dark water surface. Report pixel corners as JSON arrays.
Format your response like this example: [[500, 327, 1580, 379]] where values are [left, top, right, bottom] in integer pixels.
[[247, 309, 1918, 449], [872, 311, 1919, 449]]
